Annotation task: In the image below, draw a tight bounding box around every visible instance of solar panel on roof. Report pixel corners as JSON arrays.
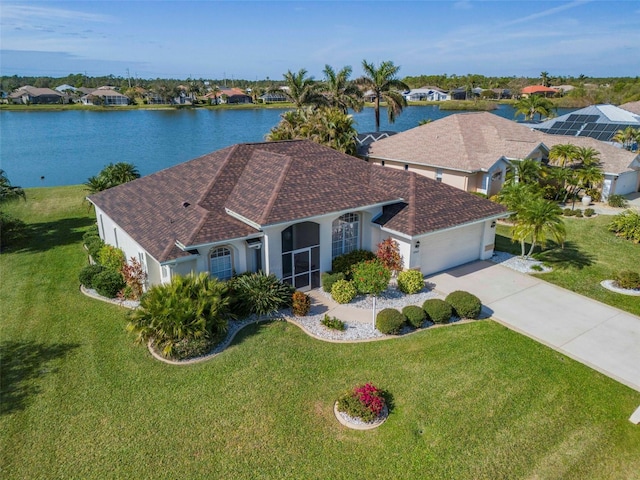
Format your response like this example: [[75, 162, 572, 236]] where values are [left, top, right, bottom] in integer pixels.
[[597, 132, 613, 141], [604, 124, 618, 132], [590, 123, 606, 131], [584, 115, 599, 122], [548, 128, 561, 134], [567, 114, 582, 122]]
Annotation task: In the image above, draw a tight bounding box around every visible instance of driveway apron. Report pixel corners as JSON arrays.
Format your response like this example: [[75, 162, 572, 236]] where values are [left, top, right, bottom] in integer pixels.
[[427, 261, 640, 392]]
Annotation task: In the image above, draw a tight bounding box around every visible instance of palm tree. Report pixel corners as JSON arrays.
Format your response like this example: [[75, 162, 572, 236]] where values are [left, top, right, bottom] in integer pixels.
[[513, 196, 565, 257], [356, 60, 409, 132], [85, 162, 140, 194], [548, 144, 578, 168], [613, 126, 640, 151], [505, 159, 542, 186], [282, 68, 325, 108], [540, 71, 550, 87], [514, 95, 555, 121], [0, 170, 26, 203], [321, 64, 363, 114]]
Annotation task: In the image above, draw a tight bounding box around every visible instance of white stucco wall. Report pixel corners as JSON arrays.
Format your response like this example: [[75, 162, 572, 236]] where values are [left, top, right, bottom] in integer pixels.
[[613, 170, 640, 196]]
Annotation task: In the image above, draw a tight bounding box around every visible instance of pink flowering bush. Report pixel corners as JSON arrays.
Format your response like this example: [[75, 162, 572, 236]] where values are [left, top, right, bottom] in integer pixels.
[[337, 383, 387, 423]]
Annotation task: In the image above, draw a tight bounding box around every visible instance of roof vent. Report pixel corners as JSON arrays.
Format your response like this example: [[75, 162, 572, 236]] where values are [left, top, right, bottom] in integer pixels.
[[182, 201, 190, 208]]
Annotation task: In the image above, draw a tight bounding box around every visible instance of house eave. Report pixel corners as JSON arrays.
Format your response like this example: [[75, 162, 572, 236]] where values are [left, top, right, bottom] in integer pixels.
[[176, 233, 265, 253], [365, 155, 477, 174]]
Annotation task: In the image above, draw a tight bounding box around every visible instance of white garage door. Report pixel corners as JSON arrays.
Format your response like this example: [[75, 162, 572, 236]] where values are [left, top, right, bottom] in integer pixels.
[[614, 171, 640, 196], [420, 223, 483, 275]]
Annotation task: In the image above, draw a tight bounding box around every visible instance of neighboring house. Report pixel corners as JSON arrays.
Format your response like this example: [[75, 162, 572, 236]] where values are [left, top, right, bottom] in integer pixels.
[[87, 140, 506, 288], [81, 87, 129, 105], [55, 84, 77, 93], [207, 87, 252, 104], [450, 87, 469, 100], [551, 85, 575, 94], [521, 85, 559, 97], [259, 91, 289, 103], [356, 131, 397, 152], [362, 112, 640, 199], [9, 86, 64, 104], [531, 104, 640, 143], [404, 87, 450, 102], [362, 112, 548, 197]]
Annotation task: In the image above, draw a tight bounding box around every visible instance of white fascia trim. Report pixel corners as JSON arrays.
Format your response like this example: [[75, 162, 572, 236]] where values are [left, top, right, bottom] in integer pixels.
[[176, 233, 265, 252], [160, 255, 199, 267], [381, 212, 509, 241], [224, 208, 263, 230], [365, 155, 476, 174], [258, 200, 404, 229]]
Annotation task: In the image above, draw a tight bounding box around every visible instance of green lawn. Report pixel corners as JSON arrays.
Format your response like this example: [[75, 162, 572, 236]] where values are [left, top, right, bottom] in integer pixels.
[[496, 216, 640, 316], [1, 186, 639, 479]]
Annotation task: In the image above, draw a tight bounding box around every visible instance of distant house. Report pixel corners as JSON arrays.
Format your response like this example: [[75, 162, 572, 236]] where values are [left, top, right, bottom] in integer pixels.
[[551, 85, 575, 95], [87, 140, 506, 288], [55, 84, 77, 93], [404, 87, 450, 101], [450, 87, 469, 100], [362, 111, 640, 199], [207, 87, 252, 104], [619, 100, 640, 116], [521, 85, 559, 98], [81, 87, 129, 106], [259, 91, 289, 103], [9, 86, 64, 104]]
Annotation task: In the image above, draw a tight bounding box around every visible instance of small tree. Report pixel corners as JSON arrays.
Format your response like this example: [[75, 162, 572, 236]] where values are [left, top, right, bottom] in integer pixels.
[[376, 237, 403, 275]]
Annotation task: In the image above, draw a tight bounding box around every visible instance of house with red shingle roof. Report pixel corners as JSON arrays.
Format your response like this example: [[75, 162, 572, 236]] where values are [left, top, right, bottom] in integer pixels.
[[87, 140, 506, 288]]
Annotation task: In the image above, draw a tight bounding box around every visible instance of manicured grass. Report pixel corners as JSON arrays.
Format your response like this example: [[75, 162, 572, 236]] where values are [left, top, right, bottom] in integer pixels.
[[496, 216, 640, 316], [2, 187, 639, 479]]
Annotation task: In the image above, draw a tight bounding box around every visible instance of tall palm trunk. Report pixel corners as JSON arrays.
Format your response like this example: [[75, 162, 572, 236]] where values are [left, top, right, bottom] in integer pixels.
[[374, 95, 380, 132]]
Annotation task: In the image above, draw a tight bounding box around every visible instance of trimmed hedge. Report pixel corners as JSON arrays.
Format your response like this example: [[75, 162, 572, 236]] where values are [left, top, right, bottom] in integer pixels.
[[445, 290, 482, 319], [376, 308, 405, 334], [93, 269, 126, 298], [422, 299, 452, 324], [331, 250, 376, 276], [321, 271, 345, 293], [331, 279, 357, 304], [402, 305, 426, 328], [397, 270, 425, 294], [78, 264, 106, 289]]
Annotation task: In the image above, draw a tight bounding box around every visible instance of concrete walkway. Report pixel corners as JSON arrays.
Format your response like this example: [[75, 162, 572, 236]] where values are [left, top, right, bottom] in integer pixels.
[[427, 261, 640, 393]]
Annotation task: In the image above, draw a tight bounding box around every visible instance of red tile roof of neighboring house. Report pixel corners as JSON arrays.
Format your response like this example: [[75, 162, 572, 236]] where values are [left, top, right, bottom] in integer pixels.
[[88, 140, 506, 263], [521, 85, 559, 94]]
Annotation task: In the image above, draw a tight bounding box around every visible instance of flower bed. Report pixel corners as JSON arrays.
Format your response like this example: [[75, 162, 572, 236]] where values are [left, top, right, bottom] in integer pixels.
[[335, 383, 389, 429]]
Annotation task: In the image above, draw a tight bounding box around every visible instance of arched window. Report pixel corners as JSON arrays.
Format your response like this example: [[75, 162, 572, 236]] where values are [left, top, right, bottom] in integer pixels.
[[209, 246, 233, 280], [332, 213, 360, 259]]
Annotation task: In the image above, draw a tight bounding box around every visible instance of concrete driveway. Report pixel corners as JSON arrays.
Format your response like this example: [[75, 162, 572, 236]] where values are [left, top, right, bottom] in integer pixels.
[[428, 261, 640, 392]]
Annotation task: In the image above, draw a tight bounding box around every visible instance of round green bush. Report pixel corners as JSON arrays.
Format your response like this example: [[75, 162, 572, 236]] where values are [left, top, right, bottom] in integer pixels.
[[93, 269, 126, 298], [584, 208, 595, 217], [321, 271, 345, 293], [615, 271, 640, 290], [445, 290, 482, 319], [397, 270, 425, 294], [574, 209, 583, 218], [78, 264, 106, 289], [376, 308, 405, 334], [82, 229, 100, 245], [85, 236, 105, 259], [402, 305, 426, 328], [331, 279, 357, 304], [422, 298, 452, 324]]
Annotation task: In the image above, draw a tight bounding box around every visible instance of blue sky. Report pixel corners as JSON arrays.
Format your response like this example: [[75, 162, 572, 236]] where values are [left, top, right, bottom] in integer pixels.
[[1, 0, 639, 80]]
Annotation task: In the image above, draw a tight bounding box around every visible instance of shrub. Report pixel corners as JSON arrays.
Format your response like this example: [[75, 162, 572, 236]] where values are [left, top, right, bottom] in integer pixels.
[[331, 249, 376, 276], [82, 226, 100, 244], [614, 271, 640, 290], [337, 383, 386, 423], [530, 264, 544, 272], [607, 194, 628, 208], [422, 298, 452, 324], [574, 209, 583, 218], [586, 188, 601, 202], [321, 271, 345, 293], [97, 244, 125, 271], [445, 290, 483, 319], [584, 208, 595, 217], [291, 291, 311, 316], [85, 236, 104, 259], [78, 264, 106, 289], [376, 237, 403, 272], [127, 273, 231, 358], [402, 305, 426, 328], [608, 210, 640, 243], [331, 279, 357, 304], [563, 208, 575, 216], [0, 211, 27, 250], [230, 271, 294, 317], [170, 337, 215, 361], [93, 269, 126, 298], [321, 314, 346, 331], [119, 257, 147, 300], [351, 260, 391, 295], [376, 308, 405, 334], [397, 270, 425, 294]]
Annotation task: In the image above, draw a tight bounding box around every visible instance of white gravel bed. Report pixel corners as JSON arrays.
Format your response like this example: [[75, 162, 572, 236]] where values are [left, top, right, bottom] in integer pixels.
[[600, 280, 640, 296], [489, 251, 552, 274], [290, 313, 386, 341], [318, 284, 442, 310]]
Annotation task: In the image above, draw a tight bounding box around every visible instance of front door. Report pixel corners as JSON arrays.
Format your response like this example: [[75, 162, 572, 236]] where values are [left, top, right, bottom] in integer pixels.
[[286, 246, 320, 291]]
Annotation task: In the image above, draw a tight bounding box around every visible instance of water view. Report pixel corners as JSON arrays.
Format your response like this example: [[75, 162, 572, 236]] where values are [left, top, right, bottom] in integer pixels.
[[1, 104, 575, 188]]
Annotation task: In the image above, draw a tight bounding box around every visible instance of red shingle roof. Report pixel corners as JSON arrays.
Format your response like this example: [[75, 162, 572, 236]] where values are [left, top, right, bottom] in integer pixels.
[[88, 140, 506, 263], [521, 85, 559, 94]]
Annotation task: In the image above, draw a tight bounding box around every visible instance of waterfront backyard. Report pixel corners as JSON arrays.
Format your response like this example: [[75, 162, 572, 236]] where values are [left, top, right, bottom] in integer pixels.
[[1, 186, 639, 479]]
